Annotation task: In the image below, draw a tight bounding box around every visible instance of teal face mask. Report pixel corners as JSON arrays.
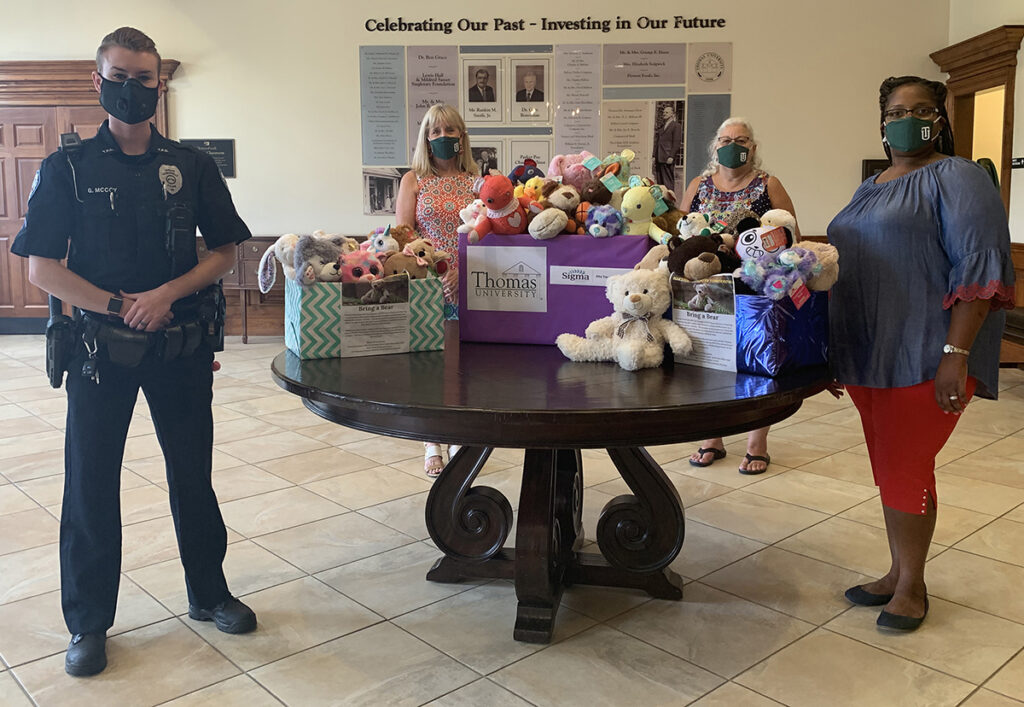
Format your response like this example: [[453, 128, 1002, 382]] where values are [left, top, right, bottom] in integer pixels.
[[429, 136, 461, 160], [884, 116, 938, 153], [717, 142, 749, 169]]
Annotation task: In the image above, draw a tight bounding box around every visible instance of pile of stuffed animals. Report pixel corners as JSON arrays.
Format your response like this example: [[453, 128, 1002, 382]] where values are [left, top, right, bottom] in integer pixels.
[[459, 149, 690, 244], [257, 224, 451, 294]]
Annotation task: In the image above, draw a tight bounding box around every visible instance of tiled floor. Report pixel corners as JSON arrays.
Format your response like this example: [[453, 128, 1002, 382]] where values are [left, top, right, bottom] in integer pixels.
[[1, 334, 1023, 706]]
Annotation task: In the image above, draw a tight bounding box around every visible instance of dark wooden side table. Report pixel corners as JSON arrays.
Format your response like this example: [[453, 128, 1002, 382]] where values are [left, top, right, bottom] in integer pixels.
[[271, 330, 828, 643]]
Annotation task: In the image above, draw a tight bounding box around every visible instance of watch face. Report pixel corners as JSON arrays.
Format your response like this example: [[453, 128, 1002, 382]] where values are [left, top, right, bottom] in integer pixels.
[[108, 296, 123, 314]]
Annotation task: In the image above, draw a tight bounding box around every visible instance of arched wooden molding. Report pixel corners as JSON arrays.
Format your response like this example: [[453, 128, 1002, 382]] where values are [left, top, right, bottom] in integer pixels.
[[931, 25, 1024, 212], [0, 60, 179, 135]]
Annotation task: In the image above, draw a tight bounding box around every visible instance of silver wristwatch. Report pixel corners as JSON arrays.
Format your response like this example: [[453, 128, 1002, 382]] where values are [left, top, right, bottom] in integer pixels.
[[942, 344, 970, 356]]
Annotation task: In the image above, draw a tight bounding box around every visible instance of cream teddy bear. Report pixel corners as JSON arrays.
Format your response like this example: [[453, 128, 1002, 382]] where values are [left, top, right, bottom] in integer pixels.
[[556, 268, 692, 371]]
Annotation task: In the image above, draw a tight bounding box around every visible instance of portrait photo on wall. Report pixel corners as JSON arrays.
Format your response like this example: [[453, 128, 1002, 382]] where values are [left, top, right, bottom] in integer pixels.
[[653, 99, 685, 194], [511, 58, 551, 123], [462, 58, 504, 124], [472, 142, 503, 175], [362, 167, 409, 216]]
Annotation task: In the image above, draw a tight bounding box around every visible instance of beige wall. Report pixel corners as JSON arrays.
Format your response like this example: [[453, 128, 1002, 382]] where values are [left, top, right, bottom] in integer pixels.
[[973, 87, 1005, 182], [949, 0, 1024, 242], [2, 0, 951, 237]]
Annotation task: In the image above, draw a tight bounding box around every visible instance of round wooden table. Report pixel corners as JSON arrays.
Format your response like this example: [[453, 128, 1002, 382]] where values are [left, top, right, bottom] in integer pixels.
[[271, 334, 828, 643]]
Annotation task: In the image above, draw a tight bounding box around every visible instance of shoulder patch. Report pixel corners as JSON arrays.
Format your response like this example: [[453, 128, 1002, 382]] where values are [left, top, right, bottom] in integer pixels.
[[28, 169, 41, 200]]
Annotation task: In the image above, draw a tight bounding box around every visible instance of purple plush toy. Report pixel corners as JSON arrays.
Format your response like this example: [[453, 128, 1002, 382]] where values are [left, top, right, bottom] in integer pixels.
[[586, 204, 625, 238], [740, 247, 820, 300]]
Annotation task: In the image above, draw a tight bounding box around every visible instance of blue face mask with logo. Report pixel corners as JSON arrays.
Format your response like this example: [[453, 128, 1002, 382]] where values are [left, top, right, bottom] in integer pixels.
[[884, 116, 938, 153], [429, 136, 461, 160]]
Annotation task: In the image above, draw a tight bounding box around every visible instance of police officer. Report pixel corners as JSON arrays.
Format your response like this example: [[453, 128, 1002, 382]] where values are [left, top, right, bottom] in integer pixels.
[[11, 27, 256, 677]]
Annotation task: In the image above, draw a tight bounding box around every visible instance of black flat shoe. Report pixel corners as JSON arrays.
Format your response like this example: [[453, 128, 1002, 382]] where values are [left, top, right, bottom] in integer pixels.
[[65, 633, 107, 677], [188, 596, 257, 634], [845, 584, 895, 607], [877, 597, 929, 632]]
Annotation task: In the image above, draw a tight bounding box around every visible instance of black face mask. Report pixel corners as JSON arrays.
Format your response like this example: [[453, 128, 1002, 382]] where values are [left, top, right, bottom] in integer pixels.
[[99, 76, 158, 125]]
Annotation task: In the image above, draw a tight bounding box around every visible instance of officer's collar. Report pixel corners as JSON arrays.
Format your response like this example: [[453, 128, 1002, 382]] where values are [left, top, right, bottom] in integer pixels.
[[96, 120, 173, 157]]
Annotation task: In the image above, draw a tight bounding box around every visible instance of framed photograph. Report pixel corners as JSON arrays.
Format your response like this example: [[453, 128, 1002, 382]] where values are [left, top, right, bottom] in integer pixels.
[[861, 158, 889, 182], [461, 58, 504, 124], [652, 99, 685, 194], [471, 140, 504, 176], [510, 58, 551, 123], [362, 167, 409, 216], [508, 139, 552, 174]]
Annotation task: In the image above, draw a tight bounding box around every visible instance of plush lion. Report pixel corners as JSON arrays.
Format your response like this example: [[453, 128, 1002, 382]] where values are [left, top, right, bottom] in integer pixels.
[[556, 268, 692, 371]]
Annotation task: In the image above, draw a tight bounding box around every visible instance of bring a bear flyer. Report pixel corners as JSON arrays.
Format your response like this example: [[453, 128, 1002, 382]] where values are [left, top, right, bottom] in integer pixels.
[[671, 273, 737, 372]]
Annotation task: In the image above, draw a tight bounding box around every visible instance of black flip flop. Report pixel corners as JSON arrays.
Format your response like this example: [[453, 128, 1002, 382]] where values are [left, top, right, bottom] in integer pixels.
[[739, 453, 771, 475], [689, 447, 726, 468]]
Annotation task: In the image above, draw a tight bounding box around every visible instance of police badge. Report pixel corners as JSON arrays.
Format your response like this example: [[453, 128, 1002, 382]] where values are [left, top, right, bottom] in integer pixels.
[[158, 164, 183, 195]]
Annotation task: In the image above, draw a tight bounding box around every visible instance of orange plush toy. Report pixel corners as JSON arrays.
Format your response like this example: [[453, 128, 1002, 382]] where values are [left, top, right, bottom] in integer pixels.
[[457, 174, 531, 243]]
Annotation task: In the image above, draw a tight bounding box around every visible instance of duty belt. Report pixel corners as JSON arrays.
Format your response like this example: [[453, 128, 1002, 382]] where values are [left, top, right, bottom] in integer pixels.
[[80, 312, 205, 367]]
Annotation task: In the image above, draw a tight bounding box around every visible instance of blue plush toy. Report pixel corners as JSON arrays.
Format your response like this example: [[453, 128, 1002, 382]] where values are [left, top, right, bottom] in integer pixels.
[[586, 204, 625, 238], [507, 158, 545, 186]]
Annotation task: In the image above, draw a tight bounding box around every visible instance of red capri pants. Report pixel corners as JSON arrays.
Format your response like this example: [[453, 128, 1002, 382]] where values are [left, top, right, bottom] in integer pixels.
[[845, 377, 976, 514]]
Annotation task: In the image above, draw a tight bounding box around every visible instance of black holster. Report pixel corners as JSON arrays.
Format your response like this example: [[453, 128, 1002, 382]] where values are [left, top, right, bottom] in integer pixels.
[[45, 296, 79, 388]]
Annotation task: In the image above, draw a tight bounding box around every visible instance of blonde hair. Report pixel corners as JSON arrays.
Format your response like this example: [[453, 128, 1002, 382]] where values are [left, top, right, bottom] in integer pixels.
[[410, 105, 478, 178], [701, 117, 764, 177]]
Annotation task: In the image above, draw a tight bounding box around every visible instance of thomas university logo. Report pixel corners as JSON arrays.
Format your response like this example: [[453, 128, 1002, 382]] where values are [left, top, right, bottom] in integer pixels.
[[472, 261, 541, 299]]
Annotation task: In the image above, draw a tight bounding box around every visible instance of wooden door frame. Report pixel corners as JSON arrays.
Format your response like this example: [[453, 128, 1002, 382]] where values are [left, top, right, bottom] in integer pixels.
[[931, 25, 1024, 213], [0, 59, 179, 134]]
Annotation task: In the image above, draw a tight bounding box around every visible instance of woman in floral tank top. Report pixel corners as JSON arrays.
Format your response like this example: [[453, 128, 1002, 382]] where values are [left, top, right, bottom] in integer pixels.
[[678, 117, 800, 475], [396, 104, 478, 477]]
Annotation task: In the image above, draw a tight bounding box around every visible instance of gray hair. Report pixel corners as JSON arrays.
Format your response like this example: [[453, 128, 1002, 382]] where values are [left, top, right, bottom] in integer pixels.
[[701, 117, 763, 176]]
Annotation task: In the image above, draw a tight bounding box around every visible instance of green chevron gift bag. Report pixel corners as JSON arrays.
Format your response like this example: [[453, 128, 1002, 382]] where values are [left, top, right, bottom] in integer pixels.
[[285, 275, 444, 359]]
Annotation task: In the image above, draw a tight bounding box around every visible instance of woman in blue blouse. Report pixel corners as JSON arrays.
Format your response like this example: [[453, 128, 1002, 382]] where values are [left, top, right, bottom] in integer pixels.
[[828, 76, 1014, 631]]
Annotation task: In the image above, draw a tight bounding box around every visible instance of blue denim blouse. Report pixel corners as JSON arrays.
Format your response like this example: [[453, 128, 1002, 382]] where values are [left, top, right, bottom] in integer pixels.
[[827, 157, 1014, 399]]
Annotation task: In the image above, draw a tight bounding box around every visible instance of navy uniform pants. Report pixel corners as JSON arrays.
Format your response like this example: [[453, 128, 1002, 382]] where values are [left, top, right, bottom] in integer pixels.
[[61, 341, 229, 635]]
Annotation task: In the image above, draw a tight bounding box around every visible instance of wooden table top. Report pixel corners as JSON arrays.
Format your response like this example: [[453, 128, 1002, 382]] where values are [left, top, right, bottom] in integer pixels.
[[271, 331, 829, 449]]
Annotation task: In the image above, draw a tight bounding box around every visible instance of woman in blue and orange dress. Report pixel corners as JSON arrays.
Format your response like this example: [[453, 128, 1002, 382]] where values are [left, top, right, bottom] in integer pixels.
[[396, 104, 478, 476], [829, 76, 1014, 630], [679, 117, 800, 474]]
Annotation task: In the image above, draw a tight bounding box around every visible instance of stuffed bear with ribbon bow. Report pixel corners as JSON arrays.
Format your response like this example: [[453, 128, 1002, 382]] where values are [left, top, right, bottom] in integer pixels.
[[556, 268, 692, 371]]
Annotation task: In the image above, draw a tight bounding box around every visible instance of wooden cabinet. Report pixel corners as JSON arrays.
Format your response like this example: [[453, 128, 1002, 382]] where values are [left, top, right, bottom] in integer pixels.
[[198, 235, 285, 342]]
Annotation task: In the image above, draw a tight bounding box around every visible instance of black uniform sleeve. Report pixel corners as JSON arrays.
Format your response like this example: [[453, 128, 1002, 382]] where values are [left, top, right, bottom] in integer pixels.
[[194, 151, 251, 249], [10, 153, 74, 260]]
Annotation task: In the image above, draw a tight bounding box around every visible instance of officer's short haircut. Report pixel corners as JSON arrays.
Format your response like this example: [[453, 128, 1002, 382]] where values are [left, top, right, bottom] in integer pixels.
[[96, 27, 161, 75]]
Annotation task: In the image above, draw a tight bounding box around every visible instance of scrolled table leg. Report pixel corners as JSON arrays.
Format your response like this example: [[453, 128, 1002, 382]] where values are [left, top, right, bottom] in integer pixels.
[[598, 447, 685, 577], [425, 446, 514, 583]]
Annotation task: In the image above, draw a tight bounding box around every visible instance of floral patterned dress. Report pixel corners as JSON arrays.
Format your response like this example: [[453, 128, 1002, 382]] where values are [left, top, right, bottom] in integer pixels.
[[689, 170, 773, 222], [414, 173, 476, 318]]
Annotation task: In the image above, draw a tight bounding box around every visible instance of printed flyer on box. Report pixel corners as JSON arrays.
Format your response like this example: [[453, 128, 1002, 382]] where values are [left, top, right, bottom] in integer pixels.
[[338, 277, 412, 357], [671, 274, 737, 371]]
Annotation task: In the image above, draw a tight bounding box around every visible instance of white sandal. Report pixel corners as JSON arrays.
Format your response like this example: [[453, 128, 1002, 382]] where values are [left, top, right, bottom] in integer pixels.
[[448, 445, 462, 459], [424, 444, 445, 478]]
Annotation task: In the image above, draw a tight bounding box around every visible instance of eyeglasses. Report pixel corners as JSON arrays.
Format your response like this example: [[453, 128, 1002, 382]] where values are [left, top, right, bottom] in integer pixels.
[[883, 106, 940, 122], [716, 136, 752, 146]]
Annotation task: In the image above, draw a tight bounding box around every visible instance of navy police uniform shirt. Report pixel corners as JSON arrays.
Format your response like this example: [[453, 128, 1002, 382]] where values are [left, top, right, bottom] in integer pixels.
[[12, 120, 251, 297]]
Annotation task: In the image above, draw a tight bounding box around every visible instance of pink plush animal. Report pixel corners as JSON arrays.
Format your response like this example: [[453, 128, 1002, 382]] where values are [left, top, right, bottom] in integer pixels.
[[547, 150, 598, 192], [457, 175, 531, 243], [334, 250, 383, 283]]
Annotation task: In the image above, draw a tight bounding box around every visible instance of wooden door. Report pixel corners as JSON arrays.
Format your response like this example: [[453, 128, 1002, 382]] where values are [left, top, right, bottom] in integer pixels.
[[56, 105, 108, 140], [0, 106, 57, 318]]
